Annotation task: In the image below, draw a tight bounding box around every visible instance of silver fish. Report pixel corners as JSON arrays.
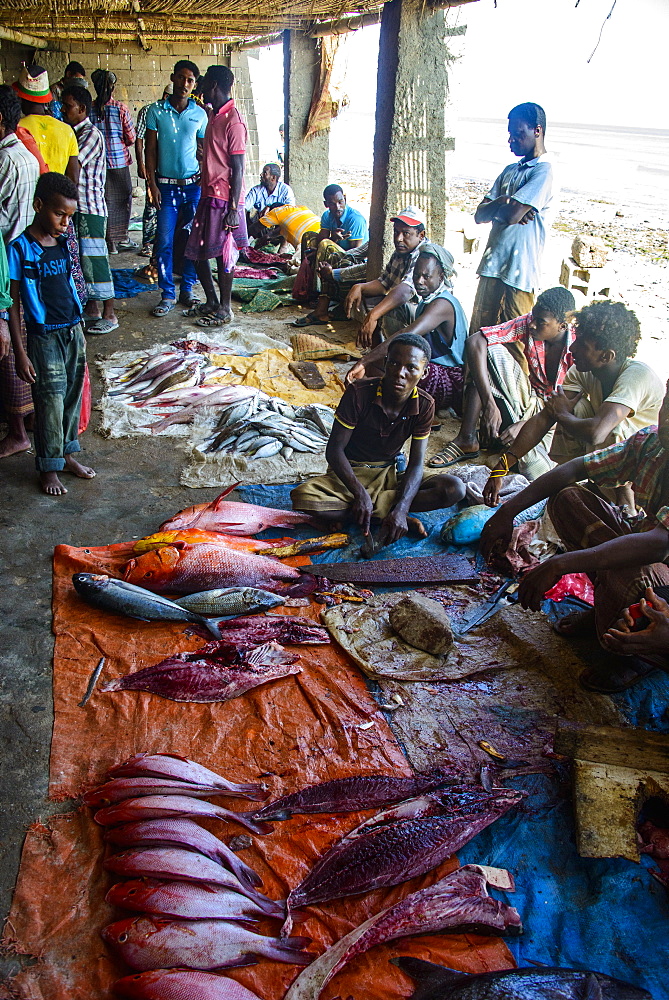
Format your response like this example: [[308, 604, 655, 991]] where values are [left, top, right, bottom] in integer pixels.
[[281, 445, 294, 461], [253, 440, 283, 459], [174, 587, 284, 617], [247, 435, 279, 454], [72, 574, 225, 638]]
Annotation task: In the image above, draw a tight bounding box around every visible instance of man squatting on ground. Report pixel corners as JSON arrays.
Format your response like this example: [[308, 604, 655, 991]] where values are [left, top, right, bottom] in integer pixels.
[[8, 173, 95, 496], [144, 60, 208, 317], [482, 300, 664, 513], [291, 333, 465, 548], [184, 64, 250, 328], [469, 101, 554, 333]]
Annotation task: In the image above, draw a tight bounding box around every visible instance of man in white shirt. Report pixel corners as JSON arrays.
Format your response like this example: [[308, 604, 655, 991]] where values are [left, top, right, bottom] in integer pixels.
[[245, 162, 295, 253]]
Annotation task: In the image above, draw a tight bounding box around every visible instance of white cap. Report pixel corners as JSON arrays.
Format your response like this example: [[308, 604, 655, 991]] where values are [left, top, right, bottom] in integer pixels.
[[390, 205, 427, 228]]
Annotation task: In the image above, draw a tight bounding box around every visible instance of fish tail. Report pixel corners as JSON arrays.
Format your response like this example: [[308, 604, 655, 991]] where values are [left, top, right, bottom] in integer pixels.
[[263, 936, 312, 965], [202, 616, 225, 639]]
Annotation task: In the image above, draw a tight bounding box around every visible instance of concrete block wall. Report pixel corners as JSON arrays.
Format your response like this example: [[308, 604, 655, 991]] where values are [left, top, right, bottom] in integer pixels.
[[0, 39, 259, 190]]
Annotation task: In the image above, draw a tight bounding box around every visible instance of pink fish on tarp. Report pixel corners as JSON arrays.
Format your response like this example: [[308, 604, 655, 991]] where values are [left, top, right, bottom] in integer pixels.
[[103, 817, 261, 888], [107, 752, 267, 800], [83, 777, 244, 808], [93, 794, 272, 834], [113, 968, 264, 999], [159, 485, 315, 535], [102, 915, 311, 971], [105, 878, 275, 922], [103, 848, 280, 915], [283, 865, 521, 1000], [201, 616, 329, 649], [122, 543, 302, 595], [100, 641, 301, 705]]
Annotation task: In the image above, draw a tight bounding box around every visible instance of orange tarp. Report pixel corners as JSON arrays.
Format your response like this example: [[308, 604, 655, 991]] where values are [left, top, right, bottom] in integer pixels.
[[1, 542, 514, 999]]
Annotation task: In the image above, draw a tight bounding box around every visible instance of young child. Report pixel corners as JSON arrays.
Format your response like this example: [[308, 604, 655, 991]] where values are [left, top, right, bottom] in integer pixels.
[[8, 171, 95, 495]]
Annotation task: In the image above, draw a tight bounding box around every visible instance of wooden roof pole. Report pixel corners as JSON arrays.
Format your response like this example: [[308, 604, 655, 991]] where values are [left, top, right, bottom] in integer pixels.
[[0, 25, 49, 48]]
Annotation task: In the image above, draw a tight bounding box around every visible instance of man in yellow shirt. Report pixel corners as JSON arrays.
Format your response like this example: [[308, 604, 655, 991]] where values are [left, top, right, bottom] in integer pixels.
[[258, 203, 320, 252], [14, 65, 79, 182]]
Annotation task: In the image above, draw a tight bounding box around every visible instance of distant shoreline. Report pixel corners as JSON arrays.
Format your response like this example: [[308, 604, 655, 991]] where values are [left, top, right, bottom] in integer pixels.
[[459, 117, 669, 138]]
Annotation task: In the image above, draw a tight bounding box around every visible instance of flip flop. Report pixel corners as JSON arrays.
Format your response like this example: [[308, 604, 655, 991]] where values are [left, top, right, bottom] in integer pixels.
[[292, 313, 330, 328], [179, 295, 202, 309], [151, 299, 176, 317], [197, 312, 234, 328], [182, 303, 215, 318], [427, 442, 480, 469], [86, 318, 120, 335], [117, 239, 139, 252]]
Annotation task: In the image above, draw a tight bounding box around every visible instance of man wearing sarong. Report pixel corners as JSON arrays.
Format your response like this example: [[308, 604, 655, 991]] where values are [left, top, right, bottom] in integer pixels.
[[481, 300, 664, 512], [0, 84, 39, 457], [480, 380, 669, 693], [346, 244, 469, 414], [62, 85, 118, 335], [429, 286, 575, 471], [292, 183, 368, 327], [344, 206, 427, 349], [291, 332, 465, 548]]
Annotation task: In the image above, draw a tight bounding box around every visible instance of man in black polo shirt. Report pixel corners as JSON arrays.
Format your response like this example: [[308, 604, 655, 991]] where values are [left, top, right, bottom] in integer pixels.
[[291, 333, 465, 547]]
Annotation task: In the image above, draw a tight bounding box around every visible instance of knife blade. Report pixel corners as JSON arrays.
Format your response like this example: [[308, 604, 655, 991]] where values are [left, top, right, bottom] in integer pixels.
[[455, 579, 518, 635]]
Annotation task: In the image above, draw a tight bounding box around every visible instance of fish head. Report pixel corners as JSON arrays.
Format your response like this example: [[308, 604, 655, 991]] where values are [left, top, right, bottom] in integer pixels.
[[102, 914, 166, 949], [111, 969, 167, 998], [105, 879, 162, 910], [123, 547, 184, 588], [72, 572, 112, 597]]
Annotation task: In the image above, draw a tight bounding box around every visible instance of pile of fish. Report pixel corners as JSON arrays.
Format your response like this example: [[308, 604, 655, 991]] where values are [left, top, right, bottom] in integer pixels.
[[106, 343, 230, 409], [93, 752, 312, 981], [101, 618, 329, 704], [203, 400, 335, 460]]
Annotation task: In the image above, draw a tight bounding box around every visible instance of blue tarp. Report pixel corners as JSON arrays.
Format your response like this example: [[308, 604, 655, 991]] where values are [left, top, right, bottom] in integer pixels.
[[112, 268, 151, 300], [239, 482, 669, 998]]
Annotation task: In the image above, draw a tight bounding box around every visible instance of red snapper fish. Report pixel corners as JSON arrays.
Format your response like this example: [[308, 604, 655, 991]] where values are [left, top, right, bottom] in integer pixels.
[[132, 530, 274, 554], [102, 915, 311, 971], [113, 969, 264, 999], [105, 878, 275, 922], [107, 752, 267, 799], [122, 543, 301, 595], [159, 485, 315, 535], [93, 794, 272, 834]]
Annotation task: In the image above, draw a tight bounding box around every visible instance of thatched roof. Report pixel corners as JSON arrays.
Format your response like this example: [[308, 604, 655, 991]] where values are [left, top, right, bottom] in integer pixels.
[[2, 0, 477, 44]]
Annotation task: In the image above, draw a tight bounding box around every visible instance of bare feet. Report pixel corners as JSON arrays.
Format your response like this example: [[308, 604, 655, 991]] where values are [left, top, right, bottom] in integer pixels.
[[63, 454, 96, 479], [553, 608, 596, 637], [40, 471, 67, 495], [407, 516, 428, 538], [0, 432, 31, 458]]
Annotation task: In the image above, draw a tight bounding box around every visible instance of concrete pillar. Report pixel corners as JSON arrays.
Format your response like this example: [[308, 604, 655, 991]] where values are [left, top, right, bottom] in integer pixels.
[[367, 0, 455, 277], [283, 30, 329, 214], [229, 49, 261, 191]]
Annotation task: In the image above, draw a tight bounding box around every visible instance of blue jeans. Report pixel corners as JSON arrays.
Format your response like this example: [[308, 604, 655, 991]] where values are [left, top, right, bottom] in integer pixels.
[[155, 182, 200, 301], [27, 323, 85, 472]]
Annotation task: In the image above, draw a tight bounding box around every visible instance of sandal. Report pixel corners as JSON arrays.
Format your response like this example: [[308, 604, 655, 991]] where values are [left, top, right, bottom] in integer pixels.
[[427, 442, 480, 469], [196, 311, 234, 328], [151, 299, 176, 317], [179, 295, 202, 309], [182, 303, 215, 318], [138, 245, 153, 257], [86, 318, 119, 335], [117, 239, 139, 252], [579, 657, 658, 693], [291, 313, 330, 328]]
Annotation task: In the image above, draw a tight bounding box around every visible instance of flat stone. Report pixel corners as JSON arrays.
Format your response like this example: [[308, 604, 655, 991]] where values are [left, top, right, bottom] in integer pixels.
[[388, 593, 454, 656]]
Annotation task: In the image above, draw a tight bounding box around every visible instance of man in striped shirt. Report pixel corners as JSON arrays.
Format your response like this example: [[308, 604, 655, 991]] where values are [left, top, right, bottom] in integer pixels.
[[480, 380, 669, 693], [62, 85, 118, 334]]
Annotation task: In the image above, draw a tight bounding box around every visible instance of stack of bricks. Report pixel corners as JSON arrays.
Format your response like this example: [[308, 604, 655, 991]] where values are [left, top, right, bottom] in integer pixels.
[[560, 235, 613, 300]]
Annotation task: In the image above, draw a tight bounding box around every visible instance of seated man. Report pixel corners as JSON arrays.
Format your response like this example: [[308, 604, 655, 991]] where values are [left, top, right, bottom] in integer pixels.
[[345, 206, 427, 350], [480, 378, 669, 694], [429, 287, 576, 472], [245, 162, 295, 253], [482, 300, 664, 511], [347, 244, 469, 414], [291, 332, 465, 547], [293, 183, 368, 327]]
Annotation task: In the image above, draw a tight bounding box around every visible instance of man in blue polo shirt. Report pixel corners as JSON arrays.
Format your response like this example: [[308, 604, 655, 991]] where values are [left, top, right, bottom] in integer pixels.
[[470, 102, 555, 333], [145, 60, 208, 316]]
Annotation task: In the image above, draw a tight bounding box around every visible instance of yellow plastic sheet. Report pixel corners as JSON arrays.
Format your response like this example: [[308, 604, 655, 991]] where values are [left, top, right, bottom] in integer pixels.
[[208, 348, 346, 407]]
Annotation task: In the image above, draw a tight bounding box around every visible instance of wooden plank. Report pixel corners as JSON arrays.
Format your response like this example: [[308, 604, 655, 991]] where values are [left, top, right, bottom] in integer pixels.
[[303, 553, 479, 584], [555, 718, 669, 774]]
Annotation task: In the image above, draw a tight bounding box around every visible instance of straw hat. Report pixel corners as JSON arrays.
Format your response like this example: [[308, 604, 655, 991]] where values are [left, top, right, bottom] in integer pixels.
[[13, 64, 52, 104]]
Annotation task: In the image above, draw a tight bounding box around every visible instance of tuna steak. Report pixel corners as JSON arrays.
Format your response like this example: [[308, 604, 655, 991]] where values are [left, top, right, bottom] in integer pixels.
[[284, 786, 524, 926], [107, 752, 266, 800], [102, 915, 312, 971], [159, 488, 315, 535], [113, 969, 264, 999], [284, 865, 521, 1000], [103, 848, 280, 915], [395, 957, 653, 1000], [83, 777, 238, 808], [100, 642, 301, 704], [253, 772, 457, 822], [103, 818, 261, 887], [106, 878, 277, 922], [93, 795, 272, 834]]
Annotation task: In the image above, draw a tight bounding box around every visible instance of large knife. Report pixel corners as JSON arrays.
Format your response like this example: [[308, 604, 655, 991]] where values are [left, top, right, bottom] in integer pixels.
[[455, 579, 518, 636]]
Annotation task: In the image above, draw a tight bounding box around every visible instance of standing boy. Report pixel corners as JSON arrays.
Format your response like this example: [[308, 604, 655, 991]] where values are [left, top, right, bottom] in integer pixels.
[[144, 61, 207, 316], [471, 102, 554, 333], [61, 84, 118, 334], [184, 65, 249, 328], [8, 172, 95, 496]]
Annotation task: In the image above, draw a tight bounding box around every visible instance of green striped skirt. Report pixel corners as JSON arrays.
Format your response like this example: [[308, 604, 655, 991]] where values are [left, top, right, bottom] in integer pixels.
[[75, 211, 114, 302]]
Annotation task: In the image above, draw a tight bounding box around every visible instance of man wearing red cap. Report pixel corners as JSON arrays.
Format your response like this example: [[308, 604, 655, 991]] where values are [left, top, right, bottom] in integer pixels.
[[14, 65, 79, 182]]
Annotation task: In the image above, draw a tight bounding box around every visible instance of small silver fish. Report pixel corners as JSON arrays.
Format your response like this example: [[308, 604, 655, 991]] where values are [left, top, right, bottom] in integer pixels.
[[253, 440, 283, 459], [174, 587, 284, 617]]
